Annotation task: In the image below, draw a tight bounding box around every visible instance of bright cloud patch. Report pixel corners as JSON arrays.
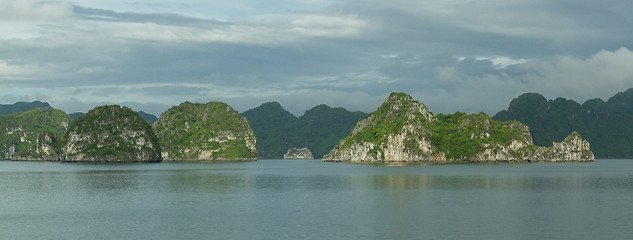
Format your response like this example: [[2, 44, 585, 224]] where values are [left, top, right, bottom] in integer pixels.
[[517, 47, 633, 93], [476, 56, 528, 69], [0, 0, 74, 20], [1, 0, 632, 118], [428, 47, 633, 114], [291, 14, 365, 38]]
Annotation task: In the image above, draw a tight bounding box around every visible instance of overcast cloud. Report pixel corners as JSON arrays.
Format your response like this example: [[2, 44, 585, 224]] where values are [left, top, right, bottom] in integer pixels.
[[1, 0, 632, 116]]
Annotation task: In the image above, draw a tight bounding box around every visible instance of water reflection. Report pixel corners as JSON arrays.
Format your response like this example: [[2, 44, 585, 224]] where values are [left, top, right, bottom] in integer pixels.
[[2, 160, 633, 239], [329, 173, 633, 239], [70, 169, 260, 196], [74, 170, 141, 193], [158, 171, 255, 194], [342, 174, 633, 192]]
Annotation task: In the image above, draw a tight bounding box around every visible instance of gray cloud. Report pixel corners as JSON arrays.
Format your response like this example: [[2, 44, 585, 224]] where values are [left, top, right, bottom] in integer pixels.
[[1, 0, 632, 117], [0, 0, 74, 20], [73, 6, 230, 27]]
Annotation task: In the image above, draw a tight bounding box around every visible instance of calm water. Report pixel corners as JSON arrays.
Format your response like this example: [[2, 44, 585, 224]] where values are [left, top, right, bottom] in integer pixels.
[[1, 159, 633, 239]]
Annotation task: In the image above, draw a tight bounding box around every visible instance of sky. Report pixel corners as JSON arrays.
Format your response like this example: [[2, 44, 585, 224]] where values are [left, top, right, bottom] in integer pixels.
[[1, 0, 633, 116]]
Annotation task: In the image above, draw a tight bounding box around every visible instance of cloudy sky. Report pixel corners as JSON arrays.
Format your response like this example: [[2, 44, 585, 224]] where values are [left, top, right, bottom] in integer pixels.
[[1, 0, 632, 116]]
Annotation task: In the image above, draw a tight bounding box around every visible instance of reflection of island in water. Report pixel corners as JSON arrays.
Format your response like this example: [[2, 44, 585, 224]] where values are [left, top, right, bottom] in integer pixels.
[[5, 160, 632, 240], [345, 173, 590, 191], [67, 166, 594, 195], [73, 169, 258, 195], [74, 170, 141, 193], [332, 172, 601, 239]]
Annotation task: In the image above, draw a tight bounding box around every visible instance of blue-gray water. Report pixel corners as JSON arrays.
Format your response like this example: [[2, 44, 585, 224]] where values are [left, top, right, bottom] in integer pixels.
[[1, 159, 633, 239]]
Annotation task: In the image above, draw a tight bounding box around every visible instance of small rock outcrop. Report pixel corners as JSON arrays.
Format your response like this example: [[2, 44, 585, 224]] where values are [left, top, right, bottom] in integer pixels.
[[323, 92, 594, 163], [153, 101, 257, 161], [283, 147, 314, 159], [528, 132, 594, 162], [0, 108, 70, 160], [60, 105, 162, 162]]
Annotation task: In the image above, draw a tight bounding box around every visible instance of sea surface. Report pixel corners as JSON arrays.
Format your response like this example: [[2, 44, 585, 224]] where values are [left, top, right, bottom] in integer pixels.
[[1, 159, 633, 239]]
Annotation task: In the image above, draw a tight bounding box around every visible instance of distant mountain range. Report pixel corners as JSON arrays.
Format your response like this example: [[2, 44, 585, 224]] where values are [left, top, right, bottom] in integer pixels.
[[494, 88, 633, 158], [4, 87, 633, 160], [1, 101, 158, 125], [242, 102, 367, 158], [0, 101, 51, 115]]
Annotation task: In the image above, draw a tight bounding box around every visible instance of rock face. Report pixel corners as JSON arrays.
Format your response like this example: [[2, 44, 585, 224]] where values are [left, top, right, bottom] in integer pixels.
[[323, 92, 594, 163], [0, 108, 70, 160], [283, 147, 314, 159], [153, 101, 257, 161], [61, 105, 162, 162], [526, 132, 595, 162], [69, 111, 158, 125]]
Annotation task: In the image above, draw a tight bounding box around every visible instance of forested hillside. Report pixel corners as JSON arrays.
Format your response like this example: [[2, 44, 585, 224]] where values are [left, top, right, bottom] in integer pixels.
[[242, 102, 366, 158], [494, 88, 633, 158]]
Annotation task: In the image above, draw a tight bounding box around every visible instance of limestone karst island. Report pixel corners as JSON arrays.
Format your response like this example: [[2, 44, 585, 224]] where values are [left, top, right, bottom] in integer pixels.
[[62, 105, 162, 162], [322, 92, 594, 163], [153, 101, 257, 161], [283, 147, 314, 159], [1, 92, 596, 163], [1, 101, 257, 162]]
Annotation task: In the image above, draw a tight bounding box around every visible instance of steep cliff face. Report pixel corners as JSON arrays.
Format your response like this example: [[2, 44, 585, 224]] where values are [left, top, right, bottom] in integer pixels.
[[0, 108, 70, 160], [61, 105, 162, 162], [153, 101, 257, 161], [283, 147, 314, 159], [323, 92, 594, 163]]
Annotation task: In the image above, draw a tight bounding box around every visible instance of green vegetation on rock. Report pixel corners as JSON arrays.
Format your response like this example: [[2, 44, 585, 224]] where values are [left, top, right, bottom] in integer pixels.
[[429, 113, 527, 159], [324, 92, 592, 162], [493, 88, 633, 158], [153, 101, 257, 161], [0, 108, 70, 160], [347, 93, 426, 147], [69, 111, 157, 124], [242, 102, 367, 158], [61, 105, 161, 162]]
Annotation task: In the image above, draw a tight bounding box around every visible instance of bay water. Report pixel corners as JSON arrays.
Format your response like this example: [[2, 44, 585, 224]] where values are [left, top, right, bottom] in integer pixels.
[[1, 159, 633, 239]]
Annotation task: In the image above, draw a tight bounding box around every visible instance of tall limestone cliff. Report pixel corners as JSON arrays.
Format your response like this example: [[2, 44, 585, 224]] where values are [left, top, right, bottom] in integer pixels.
[[153, 101, 257, 161], [0, 108, 70, 160], [60, 105, 162, 162], [323, 92, 594, 163]]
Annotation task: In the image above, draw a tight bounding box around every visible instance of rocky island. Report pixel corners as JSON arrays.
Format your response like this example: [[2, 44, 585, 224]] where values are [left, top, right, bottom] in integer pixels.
[[60, 105, 162, 162], [1, 108, 70, 160], [153, 101, 257, 161], [323, 92, 594, 163], [283, 147, 314, 159]]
